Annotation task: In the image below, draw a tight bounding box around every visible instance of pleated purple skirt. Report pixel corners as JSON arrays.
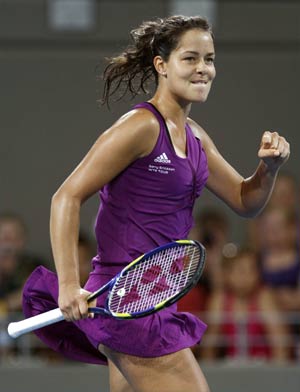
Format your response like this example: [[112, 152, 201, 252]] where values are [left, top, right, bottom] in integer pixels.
[[22, 264, 207, 365]]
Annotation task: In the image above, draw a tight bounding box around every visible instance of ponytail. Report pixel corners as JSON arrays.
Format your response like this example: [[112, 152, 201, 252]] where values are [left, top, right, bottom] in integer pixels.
[[100, 15, 212, 106]]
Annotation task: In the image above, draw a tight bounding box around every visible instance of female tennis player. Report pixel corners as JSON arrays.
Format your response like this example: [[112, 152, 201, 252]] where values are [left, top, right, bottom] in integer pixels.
[[23, 15, 290, 392]]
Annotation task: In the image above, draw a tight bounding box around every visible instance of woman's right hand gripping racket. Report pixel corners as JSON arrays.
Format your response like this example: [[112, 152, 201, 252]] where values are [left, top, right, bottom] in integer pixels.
[[8, 240, 205, 338]]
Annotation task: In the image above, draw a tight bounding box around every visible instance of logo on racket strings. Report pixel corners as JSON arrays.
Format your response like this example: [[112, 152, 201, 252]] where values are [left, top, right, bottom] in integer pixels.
[[117, 288, 126, 297]]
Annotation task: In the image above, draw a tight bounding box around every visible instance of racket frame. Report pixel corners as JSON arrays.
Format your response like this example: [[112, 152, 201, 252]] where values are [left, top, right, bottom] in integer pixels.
[[89, 239, 206, 319], [8, 240, 205, 338]]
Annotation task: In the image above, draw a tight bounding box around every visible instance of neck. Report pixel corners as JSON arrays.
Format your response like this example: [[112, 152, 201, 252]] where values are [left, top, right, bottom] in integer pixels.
[[149, 90, 192, 126]]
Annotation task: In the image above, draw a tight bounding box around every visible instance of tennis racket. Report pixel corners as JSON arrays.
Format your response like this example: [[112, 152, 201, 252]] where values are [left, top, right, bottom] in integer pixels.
[[8, 239, 205, 338]]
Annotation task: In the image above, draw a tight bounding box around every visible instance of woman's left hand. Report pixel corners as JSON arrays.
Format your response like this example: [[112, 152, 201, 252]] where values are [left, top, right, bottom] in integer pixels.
[[258, 131, 290, 171], [80, 288, 96, 319]]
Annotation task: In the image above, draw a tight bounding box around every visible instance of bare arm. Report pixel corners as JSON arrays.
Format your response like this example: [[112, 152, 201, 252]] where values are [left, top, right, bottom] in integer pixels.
[[200, 291, 223, 360], [189, 120, 290, 217], [50, 109, 159, 321], [274, 287, 300, 312], [259, 288, 290, 362]]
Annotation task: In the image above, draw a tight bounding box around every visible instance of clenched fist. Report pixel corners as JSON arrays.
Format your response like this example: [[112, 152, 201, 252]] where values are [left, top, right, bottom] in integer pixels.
[[258, 131, 290, 171]]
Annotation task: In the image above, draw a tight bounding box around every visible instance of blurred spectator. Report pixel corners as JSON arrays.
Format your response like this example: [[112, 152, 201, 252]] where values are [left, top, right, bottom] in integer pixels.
[[0, 212, 48, 361], [268, 172, 298, 211], [246, 172, 300, 359], [0, 212, 47, 313], [177, 208, 231, 358], [247, 172, 298, 252], [257, 207, 298, 291], [190, 208, 231, 292], [256, 206, 300, 360], [201, 248, 290, 363], [26, 230, 96, 364], [178, 208, 231, 313]]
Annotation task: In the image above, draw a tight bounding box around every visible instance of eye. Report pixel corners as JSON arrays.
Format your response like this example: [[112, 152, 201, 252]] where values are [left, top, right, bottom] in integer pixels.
[[206, 57, 215, 64], [184, 57, 196, 62]]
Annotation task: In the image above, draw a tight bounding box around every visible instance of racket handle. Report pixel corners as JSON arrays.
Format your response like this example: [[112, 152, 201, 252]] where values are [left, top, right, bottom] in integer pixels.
[[7, 308, 64, 338]]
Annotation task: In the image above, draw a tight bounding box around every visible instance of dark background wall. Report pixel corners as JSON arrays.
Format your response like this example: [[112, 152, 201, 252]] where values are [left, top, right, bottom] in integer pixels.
[[1, 0, 299, 263]]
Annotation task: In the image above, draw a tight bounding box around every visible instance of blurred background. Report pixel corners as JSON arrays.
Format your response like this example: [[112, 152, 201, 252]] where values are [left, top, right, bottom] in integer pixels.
[[0, 0, 299, 391]]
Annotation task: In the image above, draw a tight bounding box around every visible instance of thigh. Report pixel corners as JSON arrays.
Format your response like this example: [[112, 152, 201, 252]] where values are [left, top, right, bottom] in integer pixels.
[[100, 345, 210, 392], [108, 359, 135, 392]]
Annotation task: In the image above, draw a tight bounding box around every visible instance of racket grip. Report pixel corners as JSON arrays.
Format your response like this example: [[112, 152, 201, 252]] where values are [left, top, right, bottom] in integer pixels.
[[7, 308, 64, 338]]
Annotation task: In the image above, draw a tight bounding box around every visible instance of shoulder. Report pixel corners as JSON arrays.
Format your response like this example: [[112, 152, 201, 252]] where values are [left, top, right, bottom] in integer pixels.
[[112, 107, 160, 136], [102, 106, 161, 158], [258, 287, 277, 309], [187, 117, 215, 152]]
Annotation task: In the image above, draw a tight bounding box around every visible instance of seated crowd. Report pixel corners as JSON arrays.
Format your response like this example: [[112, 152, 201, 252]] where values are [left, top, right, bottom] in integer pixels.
[[0, 173, 299, 364]]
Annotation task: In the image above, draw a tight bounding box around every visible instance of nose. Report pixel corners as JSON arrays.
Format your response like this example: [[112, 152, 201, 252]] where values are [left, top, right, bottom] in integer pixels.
[[196, 59, 208, 74]]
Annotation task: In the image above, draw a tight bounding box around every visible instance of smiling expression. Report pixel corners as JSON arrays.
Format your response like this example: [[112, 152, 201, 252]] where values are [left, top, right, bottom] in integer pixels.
[[158, 28, 216, 104]]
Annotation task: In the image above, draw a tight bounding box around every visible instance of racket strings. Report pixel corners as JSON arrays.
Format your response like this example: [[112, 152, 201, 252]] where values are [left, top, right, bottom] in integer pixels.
[[134, 246, 198, 312], [109, 244, 201, 315]]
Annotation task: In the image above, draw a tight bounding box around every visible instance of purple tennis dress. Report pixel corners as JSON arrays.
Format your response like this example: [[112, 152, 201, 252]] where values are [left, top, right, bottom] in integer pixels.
[[23, 102, 209, 365]]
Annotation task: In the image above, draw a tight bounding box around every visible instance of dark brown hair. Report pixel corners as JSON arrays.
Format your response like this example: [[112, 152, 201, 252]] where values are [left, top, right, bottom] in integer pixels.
[[100, 15, 213, 105]]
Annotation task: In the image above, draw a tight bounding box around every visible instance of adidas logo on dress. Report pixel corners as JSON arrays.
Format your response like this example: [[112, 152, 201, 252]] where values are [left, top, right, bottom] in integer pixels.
[[154, 153, 171, 164]]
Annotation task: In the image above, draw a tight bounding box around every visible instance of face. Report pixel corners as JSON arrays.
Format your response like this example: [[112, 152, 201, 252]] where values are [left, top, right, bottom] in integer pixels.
[[225, 254, 260, 297], [269, 176, 297, 210], [259, 209, 295, 249], [157, 28, 216, 103], [0, 220, 26, 254]]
